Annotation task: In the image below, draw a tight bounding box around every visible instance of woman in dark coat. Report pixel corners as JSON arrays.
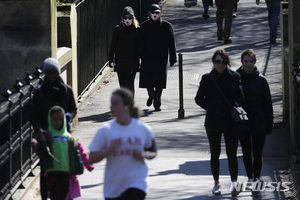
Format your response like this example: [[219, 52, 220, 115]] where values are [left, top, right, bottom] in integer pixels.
[[195, 49, 244, 197], [138, 4, 177, 111], [108, 6, 140, 95], [236, 49, 273, 194]]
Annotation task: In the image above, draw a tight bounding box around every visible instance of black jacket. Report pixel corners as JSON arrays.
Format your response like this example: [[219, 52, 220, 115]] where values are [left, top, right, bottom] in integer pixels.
[[236, 67, 273, 134], [138, 17, 177, 88], [108, 23, 139, 72], [30, 77, 77, 135], [195, 68, 245, 131]]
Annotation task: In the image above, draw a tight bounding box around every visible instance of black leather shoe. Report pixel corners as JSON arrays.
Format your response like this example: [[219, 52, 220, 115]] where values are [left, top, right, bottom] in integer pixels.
[[224, 39, 232, 44], [270, 35, 276, 43], [146, 97, 153, 107], [154, 107, 161, 111], [202, 14, 210, 20]]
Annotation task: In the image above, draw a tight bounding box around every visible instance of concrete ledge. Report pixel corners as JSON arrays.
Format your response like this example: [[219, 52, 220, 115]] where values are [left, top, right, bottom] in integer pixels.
[[57, 46, 72, 68], [12, 166, 41, 200], [77, 66, 113, 111]]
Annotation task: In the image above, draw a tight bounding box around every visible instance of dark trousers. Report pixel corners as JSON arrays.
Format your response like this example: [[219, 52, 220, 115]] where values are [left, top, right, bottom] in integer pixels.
[[215, 1, 235, 40], [234, 0, 238, 12], [239, 130, 266, 180], [202, 0, 209, 15], [147, 87, 163, 108], [105, 188, 146, 200], [40, 160, 48, 200], [206, 128, 239, 181], [117, 71, 137, 95], [47, 173, 70, 200]]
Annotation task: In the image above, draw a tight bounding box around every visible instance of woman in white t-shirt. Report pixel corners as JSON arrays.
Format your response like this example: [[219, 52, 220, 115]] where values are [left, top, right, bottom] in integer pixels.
[[89, 88, 157, 200]]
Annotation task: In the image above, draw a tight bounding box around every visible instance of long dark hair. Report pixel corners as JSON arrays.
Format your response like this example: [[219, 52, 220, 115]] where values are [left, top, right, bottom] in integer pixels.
[[211, 48, 231, 67], [112, 88, 140, 119]]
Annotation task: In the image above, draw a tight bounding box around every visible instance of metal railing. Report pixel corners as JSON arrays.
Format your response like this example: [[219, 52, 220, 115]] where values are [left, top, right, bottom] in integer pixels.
[[0, 67, 44, 200], [292, 60, 300, 165]]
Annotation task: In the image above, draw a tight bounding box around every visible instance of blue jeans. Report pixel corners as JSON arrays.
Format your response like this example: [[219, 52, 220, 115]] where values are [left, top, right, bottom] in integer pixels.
[[266, 0, 282, 38]]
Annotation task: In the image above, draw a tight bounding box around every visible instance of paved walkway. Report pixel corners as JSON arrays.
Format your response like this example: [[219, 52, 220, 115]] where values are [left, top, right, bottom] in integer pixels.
[[21, 0, 300, 199]]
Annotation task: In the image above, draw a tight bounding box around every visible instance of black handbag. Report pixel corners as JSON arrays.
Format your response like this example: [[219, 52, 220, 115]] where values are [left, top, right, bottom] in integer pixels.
[[210, 74, 248, 123]]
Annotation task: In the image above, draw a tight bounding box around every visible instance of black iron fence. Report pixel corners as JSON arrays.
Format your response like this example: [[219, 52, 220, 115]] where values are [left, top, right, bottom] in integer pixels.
[[0, 67, 44, 200], [292, 60, 300, 165]]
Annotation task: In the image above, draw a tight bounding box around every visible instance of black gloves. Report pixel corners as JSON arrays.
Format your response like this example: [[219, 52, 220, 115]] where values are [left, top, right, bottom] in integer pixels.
[[65, 112, 73, 133], [109, 61, 115, 68], [170, 60, 177, 67]]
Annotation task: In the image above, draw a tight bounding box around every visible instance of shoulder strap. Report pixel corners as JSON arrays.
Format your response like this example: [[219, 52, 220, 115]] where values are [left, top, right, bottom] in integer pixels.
[[69, 135, 84, 175], [210, 73, 232, 107], [69, 135, 76, 175]]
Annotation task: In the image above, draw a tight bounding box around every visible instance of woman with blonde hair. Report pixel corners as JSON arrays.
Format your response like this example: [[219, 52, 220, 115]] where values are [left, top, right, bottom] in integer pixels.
[[108, 6, 140, 95], [195, 49, 245, 197]]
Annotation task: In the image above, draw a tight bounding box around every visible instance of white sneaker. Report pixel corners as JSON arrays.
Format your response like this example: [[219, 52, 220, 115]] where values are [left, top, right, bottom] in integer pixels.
[[212, 184, 221, 195], [233, 11, 237, 17], [231, 182, 243, 197], [245, 179, 253, 191]]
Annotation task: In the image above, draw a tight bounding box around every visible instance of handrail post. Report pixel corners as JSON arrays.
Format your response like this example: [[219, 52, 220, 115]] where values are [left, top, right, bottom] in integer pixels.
[[178, 53, 185, 119]]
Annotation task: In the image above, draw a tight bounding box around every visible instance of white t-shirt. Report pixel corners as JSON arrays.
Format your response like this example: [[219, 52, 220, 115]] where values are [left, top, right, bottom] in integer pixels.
[[89, 118, 154, 198]]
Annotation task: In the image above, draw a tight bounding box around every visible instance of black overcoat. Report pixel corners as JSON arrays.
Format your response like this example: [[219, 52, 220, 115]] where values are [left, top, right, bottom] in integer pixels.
[[138, 18, 177, 88], [108, 23, 140, 72], [30, 77, 77, 132], [236, 67, 273, 134], [195, 68, 245, 131]]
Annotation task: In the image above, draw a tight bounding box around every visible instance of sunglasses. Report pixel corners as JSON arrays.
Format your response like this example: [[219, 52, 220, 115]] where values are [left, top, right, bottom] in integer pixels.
[[214, 60, 227, 65], [123, 16, 133, 19]]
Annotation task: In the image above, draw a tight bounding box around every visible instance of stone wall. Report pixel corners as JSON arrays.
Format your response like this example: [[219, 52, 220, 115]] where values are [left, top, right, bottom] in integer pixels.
[[0, 0, 52, 97]]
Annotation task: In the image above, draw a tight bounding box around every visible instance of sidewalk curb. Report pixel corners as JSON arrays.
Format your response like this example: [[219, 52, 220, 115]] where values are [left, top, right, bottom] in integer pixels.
[[77, 66, 112, 111]]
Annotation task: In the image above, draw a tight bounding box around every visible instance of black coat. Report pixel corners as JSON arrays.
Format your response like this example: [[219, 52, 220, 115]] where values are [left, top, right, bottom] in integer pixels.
[[195, 68, 245, 131], [138, 18, 177, 88], [236, 67, 273, 134], [30, 77, 77, 133], [108, 23, 140, 72]]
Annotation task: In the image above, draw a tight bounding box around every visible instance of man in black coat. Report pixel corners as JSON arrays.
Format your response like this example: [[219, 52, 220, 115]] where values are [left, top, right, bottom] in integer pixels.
[[30, 57, 77, 200], [138, 4, 177, 111]]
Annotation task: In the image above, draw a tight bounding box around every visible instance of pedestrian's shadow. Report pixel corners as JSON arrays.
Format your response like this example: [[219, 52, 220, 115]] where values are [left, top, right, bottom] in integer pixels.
[[141, 109, 154, 117], [150, 157, 285, 200], [79, 111, 112, 123], [150, 158, 242, 177], [81, 182, 102, 189]]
